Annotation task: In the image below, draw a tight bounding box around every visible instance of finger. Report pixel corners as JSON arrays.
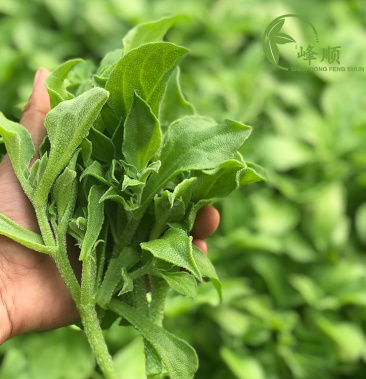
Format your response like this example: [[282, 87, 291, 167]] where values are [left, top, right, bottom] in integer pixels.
[[191, 205, 220, 240], [20, 67, 50, 149], [193, 238, 207, 254]]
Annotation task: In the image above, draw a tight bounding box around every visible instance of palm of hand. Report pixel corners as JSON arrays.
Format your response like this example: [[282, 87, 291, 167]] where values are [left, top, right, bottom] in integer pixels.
[[0, 70, 80, 338]]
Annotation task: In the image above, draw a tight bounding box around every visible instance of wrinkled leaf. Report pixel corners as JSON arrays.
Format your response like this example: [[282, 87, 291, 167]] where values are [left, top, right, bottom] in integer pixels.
[[79, 185, 105, 261], [123, 92, 161, 171], [141, 228, 201, 279], [35, 87, 109, 203], [106, 42, 188, 118], [45, 59, 83, 108], [0, 112, 35, 196], [110, 299, 198, 379], [0, 213, 55, 254], [123, 15, 179, 53]]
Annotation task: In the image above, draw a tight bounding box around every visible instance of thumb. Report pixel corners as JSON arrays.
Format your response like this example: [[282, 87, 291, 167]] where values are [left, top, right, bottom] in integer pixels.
[[20, 67, 51, 149]]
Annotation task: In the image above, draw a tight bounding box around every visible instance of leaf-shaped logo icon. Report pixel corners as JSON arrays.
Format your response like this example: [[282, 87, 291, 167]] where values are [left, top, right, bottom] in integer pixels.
[[263, 14, 319, 70], [263, 17, 296, 67]]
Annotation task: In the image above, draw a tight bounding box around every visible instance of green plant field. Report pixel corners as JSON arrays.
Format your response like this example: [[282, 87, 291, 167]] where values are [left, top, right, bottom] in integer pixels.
[[1, 0, 366, 378]]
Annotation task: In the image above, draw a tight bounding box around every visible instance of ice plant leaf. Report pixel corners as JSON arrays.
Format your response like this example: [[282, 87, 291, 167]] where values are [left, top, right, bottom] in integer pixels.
[[88, 126, 115, 163], [53, 167, 77, 227], [142, 117, 252, 206], [171, 177, 197, 207], [158, 117, 251, 179], [118, 267, 134, 295], [141, 228, 201, 279], [0, 213, 56, 254], [192, 245, 222, 301], [123, 15, 180, 53], [106, 42, 188, 118], [238, 167, 264, 186], [45, 58, 83, 108], [35, 87, 109, 203], [110, 299, 199, 379], [160, 68, 195, 126], [80, 160, 112, 187], [80, 185, 105, 261], [123, 92, 161, 171], [0, 112, 35, 196], [159, 271, 198, 299]]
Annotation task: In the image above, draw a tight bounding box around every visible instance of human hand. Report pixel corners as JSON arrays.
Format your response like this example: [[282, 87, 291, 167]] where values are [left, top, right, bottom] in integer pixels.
[[0, 68, 220, 343]]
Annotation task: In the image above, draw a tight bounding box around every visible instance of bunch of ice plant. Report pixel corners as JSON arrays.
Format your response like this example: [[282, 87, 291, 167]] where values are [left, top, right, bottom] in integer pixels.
[[0, 17, 262, 379]]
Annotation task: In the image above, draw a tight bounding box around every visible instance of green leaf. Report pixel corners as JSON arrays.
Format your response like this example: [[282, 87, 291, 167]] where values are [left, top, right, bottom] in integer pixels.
[[29, 153, 49, 189], [220, 347, 265, 379], [138, 160, 161, 183], [313, 314, 366, 362], [159, 271, 197, 299], [123, 15, 180, 53], [80, 160, 112, 187], [45, 59, 83, 108], [99, 187, 138, 211], [192, 161, 263, 202], [39, 136, 50, 158], [142, 117, 251, 205], [0, 328, 95, 379], [118, 267, 134, 295], [289, 274, 322, 305], [171, 177, 197, 208], [100, 103, 121, 136], [123, 92, 161, 171], [53, 167, 77, 224], [106, 42, 188, 118], [35, 87, 109, 203], [113, 338, 146, 379], [88, 126, 115, 163], [186, 199, 212, 232], [192, 245, 222, 301], [192, 159, 244, 201], [97, 49, 123, 75], [66, 60, 95, 97], [141, 228, 201, 279], [96, 246, 140, 308], [0, 213, 56, 254], [0, 112, 35, 196], [151, 191, 186, 239], [79, 185, 105, 261], [109, 299, 199, 379], [239, 167, 264, 186], [80, 138, 92, 166], [121, 175, 144, 192], [161, 117, 251, 173], [160, 68, 195, 126], [28, 159, 40, 187]]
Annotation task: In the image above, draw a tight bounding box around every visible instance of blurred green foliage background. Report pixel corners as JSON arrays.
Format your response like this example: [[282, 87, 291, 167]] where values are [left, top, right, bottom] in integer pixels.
[[1, 0, 366, 378]]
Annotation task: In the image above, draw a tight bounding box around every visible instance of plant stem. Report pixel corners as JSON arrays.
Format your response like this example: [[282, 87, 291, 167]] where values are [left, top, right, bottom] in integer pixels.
[[79, 304, 119, 379], [35, 204, 55, 246], [81, 254, 119, 379], [53, 231, 81, 303]]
